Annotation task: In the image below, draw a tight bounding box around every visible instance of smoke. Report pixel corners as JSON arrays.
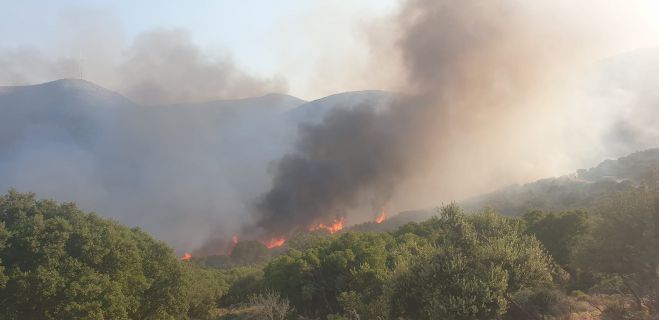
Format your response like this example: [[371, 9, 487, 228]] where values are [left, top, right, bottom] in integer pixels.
[[0, 26, 292, 253], [252, 0, 659, 237], [118, 29, 287, 105], [2, 1, 659, 252], [0, 48, 79, 85], [0, 28, 287, 105], [253, 99, 421, 236], [0, 78, 301, 252]]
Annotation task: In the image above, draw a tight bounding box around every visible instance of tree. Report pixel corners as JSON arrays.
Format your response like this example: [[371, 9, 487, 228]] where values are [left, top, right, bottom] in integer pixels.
[[0, 190, 188, 319], [578, 189, 656, 310], [182, 263, 228, 319], [522, 210, 589, 267], [219, 267, 265, 307], [391, 205, 554, 320], [263, 232, 395, 317], [231, 240, 270, 265]]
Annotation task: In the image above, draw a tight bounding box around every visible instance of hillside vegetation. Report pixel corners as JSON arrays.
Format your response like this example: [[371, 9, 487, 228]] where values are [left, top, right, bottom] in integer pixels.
[[351, 149, 659, 236], [0, 182, 656, 319], [462, 148, 659, 216]]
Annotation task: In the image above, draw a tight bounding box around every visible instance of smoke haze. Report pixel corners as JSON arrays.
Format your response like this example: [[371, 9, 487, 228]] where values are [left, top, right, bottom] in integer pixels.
[[118, 29, 287, 105], [1, 1, 659, 252], [252, 0, 659, 237], [0, 28, 287, 105]]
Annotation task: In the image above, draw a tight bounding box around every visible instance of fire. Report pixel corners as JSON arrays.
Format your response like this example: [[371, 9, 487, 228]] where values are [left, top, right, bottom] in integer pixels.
[[232, 234, 239, 244], [262, 237, 286, 249], [309, 217, 346, 234], [181, 252, 192, 261], [375, 208, 386, 224]]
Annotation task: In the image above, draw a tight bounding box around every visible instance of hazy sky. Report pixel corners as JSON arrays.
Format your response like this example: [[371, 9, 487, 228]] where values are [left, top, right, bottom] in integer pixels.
[[3, 0, 659, 100], [1, 0, 399, 99]]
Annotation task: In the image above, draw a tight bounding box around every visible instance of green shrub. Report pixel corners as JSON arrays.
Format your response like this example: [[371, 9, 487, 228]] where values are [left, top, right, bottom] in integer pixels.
[[0, 190, 188, 319], [570, 290, 589, 301], [391, 205, 554, 320]]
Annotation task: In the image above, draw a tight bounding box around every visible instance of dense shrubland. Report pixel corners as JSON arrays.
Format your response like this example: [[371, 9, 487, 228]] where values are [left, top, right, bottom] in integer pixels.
[[0, 190, 227, 320], [0, 187, 656, 319]]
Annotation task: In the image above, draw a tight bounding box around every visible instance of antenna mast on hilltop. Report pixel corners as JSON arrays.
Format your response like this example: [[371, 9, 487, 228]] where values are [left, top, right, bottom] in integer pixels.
[[75, 52, 85, 80]]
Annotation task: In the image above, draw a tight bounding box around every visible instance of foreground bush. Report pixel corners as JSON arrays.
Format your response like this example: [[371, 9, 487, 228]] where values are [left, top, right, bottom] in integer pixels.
[[391, 206, 554, 320], [263, 232, 394, 317], [0, 190, 187, 319]]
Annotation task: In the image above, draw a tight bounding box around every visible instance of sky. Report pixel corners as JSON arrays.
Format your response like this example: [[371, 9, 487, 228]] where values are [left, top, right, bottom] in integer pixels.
[[0, 0, 399, 100]]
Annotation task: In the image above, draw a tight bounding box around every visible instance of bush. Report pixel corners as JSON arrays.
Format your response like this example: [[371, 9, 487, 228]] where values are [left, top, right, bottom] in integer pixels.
[[522, 210, 589, 269], [182, 264, 228, 319], [508, 287, 570, 319], [231, 241, 270, 265], [248, 290, 292, 320], [570, 290, 589, 301], [220, 268, 265, 307], [263, 232, 394, 317], [588, 274, 626, 295], [0, 190, 189, 320], [601, 301, 649, 320], [391, 205, 554, 320]]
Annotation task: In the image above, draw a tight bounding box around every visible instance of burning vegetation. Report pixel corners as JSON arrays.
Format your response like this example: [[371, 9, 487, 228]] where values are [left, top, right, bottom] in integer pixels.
[[181, 252, 192, 261], [309, 217, 346, 234], [375, 208, 386, 224], [261, 237, 286, 249], [190, 208, 390, 259]]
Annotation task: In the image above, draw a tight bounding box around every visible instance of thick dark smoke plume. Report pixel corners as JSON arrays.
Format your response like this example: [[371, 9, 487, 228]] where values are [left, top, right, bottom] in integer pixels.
[[254, 99, 424, 236], [253, 0, 647, 237]]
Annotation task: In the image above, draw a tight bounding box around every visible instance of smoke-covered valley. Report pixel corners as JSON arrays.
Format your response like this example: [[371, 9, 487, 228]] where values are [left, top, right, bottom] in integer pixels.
[[0, 79, 397, 251]]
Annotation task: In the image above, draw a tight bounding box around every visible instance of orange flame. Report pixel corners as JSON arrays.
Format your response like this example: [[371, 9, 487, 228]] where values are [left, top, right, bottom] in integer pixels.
[[262, 237, 286, 249], [181, 252, 192, 261], [232, 234, 239, 244], [375, 208, 386, 224], [309, 217, 346, 234]]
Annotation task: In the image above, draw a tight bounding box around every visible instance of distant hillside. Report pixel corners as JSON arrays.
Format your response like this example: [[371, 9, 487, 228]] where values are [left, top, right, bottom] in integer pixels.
[[0, 79, 307, 250], [461, 148, 659, 216], [354, 148, 659, 231], [287, 90, 394, 124], [576, 148, 659, 183], [0, 79, 136, 149], [0, 79, 403, 250]]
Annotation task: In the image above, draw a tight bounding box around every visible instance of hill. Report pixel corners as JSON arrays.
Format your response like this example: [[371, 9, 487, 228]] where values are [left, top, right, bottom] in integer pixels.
[[357, 148, 659, 230], [462, 148, 659, 216], [0, 79, 400, 251], [287, 90, 394, 124]]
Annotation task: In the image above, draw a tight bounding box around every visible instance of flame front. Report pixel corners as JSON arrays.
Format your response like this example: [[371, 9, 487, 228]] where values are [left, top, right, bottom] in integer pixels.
[[181, 252, 192, 261], [375, 208, 386, 224], [262, 237, 286, 249], [309, 217, 346, 234]]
